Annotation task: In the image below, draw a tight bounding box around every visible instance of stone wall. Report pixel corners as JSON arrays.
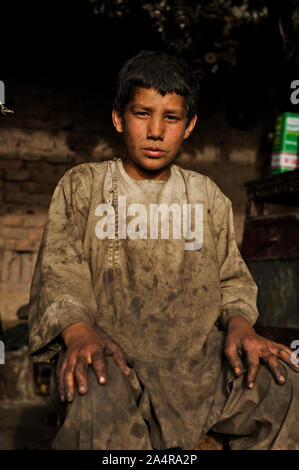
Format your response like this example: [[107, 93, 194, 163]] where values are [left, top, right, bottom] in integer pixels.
[[0, 82, 262, 325]]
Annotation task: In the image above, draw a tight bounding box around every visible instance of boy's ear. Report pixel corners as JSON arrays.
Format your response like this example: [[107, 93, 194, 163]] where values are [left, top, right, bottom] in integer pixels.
[[183, 114, 197, 140], [112, 109, 124, 133]]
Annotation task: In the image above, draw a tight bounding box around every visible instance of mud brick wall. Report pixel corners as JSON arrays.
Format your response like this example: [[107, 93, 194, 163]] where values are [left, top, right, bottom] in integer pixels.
[[0, 81, 121, 326], [0, 214, 46, 325], [0, 81, 262, 325]]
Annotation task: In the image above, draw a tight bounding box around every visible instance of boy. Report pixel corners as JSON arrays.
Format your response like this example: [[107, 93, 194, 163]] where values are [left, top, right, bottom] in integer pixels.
[[28, 50, 299, 450]]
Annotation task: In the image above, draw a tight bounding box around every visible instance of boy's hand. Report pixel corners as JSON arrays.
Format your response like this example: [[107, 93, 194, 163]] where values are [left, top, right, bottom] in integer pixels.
[[58, 322, 130, 402], [224, 315, 299, 388]]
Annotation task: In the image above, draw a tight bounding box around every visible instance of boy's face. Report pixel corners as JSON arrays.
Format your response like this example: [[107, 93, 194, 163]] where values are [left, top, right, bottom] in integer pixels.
[[112, 87, 197, 180]]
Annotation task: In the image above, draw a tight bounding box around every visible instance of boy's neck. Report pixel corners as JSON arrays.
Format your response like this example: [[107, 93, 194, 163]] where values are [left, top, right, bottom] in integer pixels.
[[122, 155, 171, 181]]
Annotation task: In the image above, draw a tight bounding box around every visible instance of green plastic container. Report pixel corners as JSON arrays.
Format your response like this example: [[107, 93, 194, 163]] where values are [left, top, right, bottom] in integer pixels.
[[271, 112, 299, 175]]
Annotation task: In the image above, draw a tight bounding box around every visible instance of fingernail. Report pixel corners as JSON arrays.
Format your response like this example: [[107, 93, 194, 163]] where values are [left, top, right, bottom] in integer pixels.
[[235, 368, 240, 375], [99, 376, 106, 383], [125, 367, 130, 374], [280, 375, 285, 383], [79, 386, 86, 393], [66, 393, 72, 400], [248, 382, 254, 389]]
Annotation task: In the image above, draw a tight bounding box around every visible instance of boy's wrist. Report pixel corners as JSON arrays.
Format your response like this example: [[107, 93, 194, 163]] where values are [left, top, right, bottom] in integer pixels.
[[61, 322, 95, 346], [226, 314, 253, 333]]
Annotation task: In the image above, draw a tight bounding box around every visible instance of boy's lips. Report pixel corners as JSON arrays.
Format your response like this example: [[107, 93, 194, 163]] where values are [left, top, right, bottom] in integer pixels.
[[142, 147, 165, 157]]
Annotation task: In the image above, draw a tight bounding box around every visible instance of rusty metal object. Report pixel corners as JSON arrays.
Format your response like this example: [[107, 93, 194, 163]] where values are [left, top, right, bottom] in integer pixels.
[[87, 0, 285, 80]]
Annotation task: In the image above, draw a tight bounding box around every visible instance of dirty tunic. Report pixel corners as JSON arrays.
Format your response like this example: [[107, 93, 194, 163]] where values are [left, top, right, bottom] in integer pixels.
[[28, 157, 259, 449]]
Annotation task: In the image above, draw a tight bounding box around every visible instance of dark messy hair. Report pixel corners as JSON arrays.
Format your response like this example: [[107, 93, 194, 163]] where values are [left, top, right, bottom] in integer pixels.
[[113, 50, 199, 125]]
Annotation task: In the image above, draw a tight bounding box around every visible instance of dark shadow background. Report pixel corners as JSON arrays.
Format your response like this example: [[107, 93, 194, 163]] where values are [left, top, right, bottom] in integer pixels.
[[2, 0, 299, 122]]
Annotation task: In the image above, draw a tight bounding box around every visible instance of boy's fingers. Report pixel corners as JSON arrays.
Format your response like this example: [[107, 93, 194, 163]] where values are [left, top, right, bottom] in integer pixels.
[[245, 350, 260, 388], [273, 345, 299, 372], [58, 360, 67, 400], [75, 357, 89, 393], [106, 342, 131, 376], [224, 343, 244, 376], [103, 345, 113, 357], [63, 359, 77, 401], [90, 350, 108, 384], [261, 352, 286, 385]]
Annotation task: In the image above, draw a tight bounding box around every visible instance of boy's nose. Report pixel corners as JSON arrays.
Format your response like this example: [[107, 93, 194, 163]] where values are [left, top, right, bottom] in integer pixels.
[[147, 118, 164, 140]]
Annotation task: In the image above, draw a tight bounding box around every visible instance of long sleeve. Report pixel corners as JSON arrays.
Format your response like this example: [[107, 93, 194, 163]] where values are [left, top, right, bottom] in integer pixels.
[[28, 167, 98, 363], [210, 184, 259, 330]]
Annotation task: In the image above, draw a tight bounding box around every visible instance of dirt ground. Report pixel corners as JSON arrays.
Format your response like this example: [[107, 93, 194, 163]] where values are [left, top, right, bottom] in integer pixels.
[[0, 397, 58, 450]]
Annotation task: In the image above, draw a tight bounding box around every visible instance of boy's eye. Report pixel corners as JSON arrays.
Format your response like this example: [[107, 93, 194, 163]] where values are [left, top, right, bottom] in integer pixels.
[[134, 112, 148, 117], [166, 115, 179, 121]]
